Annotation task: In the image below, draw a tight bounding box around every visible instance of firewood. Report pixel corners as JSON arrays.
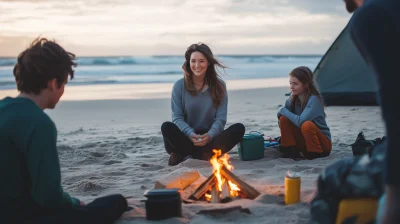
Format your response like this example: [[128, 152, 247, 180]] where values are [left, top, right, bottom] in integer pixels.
[[210, 185, 220, 203], [220, 166, 260, 199], [221, 181, 230, 200], [197, 206, 252, 215], [155, 168, 200, 190], [189, 172, 217, 200]]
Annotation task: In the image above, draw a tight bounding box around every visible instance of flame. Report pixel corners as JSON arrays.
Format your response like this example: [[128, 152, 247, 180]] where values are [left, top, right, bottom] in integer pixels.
[[205, 193, 211, 201], [209, 149, 240, 197]]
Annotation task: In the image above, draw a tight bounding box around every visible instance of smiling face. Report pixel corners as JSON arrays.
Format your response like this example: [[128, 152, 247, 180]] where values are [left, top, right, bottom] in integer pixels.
[[289, 75, 307, 96], [190, 51, 209, 78]]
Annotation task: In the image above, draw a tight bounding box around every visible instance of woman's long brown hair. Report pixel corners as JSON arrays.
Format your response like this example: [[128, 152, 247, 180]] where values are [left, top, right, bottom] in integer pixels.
[[182, 43, 227, 108], [289, 66, 325, 115]]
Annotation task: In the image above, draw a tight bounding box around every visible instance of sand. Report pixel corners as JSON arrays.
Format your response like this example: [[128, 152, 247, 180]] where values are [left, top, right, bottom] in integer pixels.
[[0, 80, 386, 223]]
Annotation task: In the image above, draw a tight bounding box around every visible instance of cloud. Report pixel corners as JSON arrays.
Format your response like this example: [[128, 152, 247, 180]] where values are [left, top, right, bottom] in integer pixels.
[[0, 0, 352, 56]]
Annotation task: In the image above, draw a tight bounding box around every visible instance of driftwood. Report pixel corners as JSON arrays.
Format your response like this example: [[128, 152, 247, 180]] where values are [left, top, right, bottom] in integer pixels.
[[155, 169, 200, 190], [197, 206, 252, 215], [189, 172, 217, 200], [220, 166, 260, 199]]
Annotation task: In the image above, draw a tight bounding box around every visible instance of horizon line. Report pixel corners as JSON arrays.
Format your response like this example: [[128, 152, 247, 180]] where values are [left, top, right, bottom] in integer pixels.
[[0, 53, 323, 59]]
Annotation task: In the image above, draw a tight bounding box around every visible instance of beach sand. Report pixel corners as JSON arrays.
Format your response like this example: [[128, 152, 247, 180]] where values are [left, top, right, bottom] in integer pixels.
[[0, 79, 386, 223]]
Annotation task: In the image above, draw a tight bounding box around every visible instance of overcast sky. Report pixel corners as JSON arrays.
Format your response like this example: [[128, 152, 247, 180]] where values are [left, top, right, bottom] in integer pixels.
[[0, 0, 351, 56]]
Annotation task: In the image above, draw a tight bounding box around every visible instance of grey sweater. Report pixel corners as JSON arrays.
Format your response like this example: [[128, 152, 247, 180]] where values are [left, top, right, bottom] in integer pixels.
[[171, 78, 228, 141], [278, 95, 331, 141]]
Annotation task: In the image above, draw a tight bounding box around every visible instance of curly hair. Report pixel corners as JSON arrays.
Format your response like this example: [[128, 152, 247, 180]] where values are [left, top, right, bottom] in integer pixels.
[[13, 37, 77, 94]]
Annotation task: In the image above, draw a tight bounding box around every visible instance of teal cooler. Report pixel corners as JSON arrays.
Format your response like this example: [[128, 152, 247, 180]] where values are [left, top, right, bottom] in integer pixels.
[[237, 133, 265, 161]]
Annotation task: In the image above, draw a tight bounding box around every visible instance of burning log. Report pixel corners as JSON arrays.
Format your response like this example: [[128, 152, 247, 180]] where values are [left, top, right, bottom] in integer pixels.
[[197, 206, 252, 215], [221, 181, 230, 199], [189, 172, 217, 200], [189, 149, 261, 202], [210, 185, 220, 203], [221, 181, 233, 203], [220, 166, 260, 199]]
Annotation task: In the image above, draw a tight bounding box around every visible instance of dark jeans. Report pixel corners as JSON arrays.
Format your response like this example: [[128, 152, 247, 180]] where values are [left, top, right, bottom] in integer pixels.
[[161, 122, 245, 160], [25, 194, 127, 224]]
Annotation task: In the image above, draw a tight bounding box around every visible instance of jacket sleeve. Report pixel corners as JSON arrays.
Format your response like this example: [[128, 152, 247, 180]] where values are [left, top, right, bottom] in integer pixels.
[[26, 120, 80, 209], [171, 80, 195, 137], [278, 96, 323, 127]]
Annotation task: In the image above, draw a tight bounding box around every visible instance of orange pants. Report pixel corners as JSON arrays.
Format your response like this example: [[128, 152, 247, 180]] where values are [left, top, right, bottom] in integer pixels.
[[279, 116, 332, 153]]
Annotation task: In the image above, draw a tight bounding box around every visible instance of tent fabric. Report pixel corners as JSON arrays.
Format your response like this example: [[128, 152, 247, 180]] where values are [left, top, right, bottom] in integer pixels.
[[313, 22, 379, 106]]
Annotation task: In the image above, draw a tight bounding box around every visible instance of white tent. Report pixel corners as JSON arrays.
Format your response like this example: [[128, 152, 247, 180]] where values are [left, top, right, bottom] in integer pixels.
[[313, 22, 378, 106]]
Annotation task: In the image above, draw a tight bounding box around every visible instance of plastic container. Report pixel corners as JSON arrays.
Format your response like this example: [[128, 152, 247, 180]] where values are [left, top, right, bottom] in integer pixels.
[[144, 188, 182, 220], [335, 198, 378, 224], [237, 132, 265, 161]]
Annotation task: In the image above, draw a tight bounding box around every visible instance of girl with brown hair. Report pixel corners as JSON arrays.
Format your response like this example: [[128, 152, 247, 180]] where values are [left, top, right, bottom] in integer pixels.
[[277, 66, 332, 160], [161, 43, 245, 166]]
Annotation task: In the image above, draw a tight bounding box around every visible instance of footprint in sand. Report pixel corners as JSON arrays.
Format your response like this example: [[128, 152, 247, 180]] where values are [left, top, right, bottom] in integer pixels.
[[103, 171, 126, 176], [250, 169, 266, 174], [291, 165, 312, 172], [303, 167, 323, 174], [90, 152, 105, 157], [256, 194, 284, 204], [102, 160, 123, 165], [116, 153, 128, 159], [140, 163, 164, 171], [79, 142, 98, 149]]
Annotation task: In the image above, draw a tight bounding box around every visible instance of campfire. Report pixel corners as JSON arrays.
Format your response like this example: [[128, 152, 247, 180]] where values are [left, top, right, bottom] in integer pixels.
[[189, 149, 260, 203]]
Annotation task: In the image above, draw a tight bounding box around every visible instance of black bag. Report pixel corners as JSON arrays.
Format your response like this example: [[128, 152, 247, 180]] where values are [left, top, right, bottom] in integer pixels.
[[350, 132, 386, 156], [310, 140, 386, 224]]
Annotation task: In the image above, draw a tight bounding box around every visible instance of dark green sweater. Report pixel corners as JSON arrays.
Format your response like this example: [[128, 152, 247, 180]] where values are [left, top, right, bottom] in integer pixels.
[[0, 97, 79, 219]]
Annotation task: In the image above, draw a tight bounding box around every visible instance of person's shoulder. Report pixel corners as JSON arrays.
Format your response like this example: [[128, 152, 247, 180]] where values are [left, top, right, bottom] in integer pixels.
[[1, 97, 53, 126], [351, 0, 391, 24], [307, 95, 324, 106], [173, 78, 185, 89]]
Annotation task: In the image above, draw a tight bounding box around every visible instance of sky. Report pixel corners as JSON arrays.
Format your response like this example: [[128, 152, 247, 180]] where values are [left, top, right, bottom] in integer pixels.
[[0, 0, 352, 56]]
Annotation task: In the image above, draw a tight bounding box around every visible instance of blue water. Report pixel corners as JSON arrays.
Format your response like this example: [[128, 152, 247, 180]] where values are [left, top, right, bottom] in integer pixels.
[[0, 55, 322, 89]]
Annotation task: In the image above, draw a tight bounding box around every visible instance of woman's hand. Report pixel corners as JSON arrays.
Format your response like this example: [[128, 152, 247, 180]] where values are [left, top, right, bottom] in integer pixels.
[[195, 133, 210, 147], [190, 133, 201, 145], [190, 133, 210, 147]]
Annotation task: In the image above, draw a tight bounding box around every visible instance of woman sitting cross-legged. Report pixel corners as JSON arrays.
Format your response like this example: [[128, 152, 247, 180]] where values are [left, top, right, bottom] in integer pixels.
[[161, 43, 245, 166], [277, 66, 332, 160]]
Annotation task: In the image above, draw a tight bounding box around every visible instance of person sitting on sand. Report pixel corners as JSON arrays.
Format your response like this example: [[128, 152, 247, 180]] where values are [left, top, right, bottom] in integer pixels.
[[277, 66, 331, 160], [161, 43, 245, 166], [0, 37, 127, 224]]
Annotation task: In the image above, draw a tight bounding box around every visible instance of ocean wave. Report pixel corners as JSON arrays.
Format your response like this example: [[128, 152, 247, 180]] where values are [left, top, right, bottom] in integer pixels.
[[0, 58, 16, 67], [0, 55, 321, 67]]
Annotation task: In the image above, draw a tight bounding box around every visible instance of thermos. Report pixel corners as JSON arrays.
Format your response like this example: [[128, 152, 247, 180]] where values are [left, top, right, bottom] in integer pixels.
[[284, 171, 301, 205]]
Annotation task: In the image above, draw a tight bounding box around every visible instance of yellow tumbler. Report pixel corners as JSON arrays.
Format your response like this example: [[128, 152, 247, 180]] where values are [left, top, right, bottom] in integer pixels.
[[285, 171, 301, 205]]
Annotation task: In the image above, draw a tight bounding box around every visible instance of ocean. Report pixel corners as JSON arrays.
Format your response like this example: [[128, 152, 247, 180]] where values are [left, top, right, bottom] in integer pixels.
[[0, 55, 322, 90]]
